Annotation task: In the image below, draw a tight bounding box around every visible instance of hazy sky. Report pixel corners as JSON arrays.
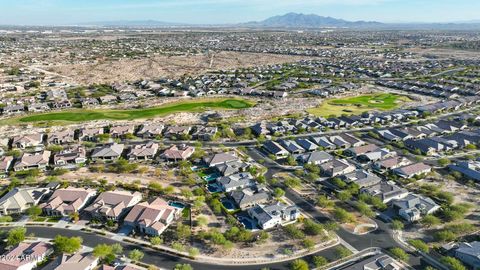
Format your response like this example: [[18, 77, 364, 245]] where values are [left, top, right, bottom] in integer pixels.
[[0, 0, 479, 25]]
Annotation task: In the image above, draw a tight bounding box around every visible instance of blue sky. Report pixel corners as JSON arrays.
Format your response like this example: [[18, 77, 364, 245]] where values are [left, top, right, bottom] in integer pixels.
[[0, 0, 479, 25]]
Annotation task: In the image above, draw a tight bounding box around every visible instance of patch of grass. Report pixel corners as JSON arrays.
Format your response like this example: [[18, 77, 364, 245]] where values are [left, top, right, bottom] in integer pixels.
[[3, 98, 254, 125], [307, 93, 411, 117]]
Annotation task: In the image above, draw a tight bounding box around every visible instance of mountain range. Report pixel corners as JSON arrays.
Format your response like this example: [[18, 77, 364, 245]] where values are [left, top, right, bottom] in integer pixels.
[[80, 13, 480, 30]]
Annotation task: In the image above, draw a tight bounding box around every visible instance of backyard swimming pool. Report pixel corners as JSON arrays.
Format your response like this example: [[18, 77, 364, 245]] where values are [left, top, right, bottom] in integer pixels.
[[169, 201, 186, 209]]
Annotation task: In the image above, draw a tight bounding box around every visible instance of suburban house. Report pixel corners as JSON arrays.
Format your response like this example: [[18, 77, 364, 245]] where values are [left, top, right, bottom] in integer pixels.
[[0, 242, 53, 270], [345, 144, 380, 158], [295, 138, 319, 152], [11, 134, 44, 149], [455, 241, 480, 270], [342, 169, 382, 188], [127, 142, 159, 160], [341, 253, 401, 270], [91, 143, 125, 161], [248, 202, 300, 230], [0, 186, 52, 215], [0, 156, 13, 177], [136, 124, 164, 139], [392, 193, 440, 222], [123, 198, 179, 236], [340, 133, 365, 147], [320, 158, 356, 177], [84, 190, 142, 221], [278, 140, 305, 154], [448, 161, 480, 182], [218, 172, 254, 192], [79, 128, 104, 142], [40, 187, 97, 216], [230, 186, 270, 210], [48, 130, 76, 145], [393, 162, 431, 178], [296, 151, 333, 165], [44, 252, 98, 270], [329, 135, 351, 149], [203, 152, 239, 167], [373, 157, 411, 172], [160, 144, 195, 161], [110, 125, 135, 139], [163, 126, 191, 139], [361, 181, 409, 203], [310, 136, 336, 150], [13, 150, 51, 171], [192, 126, 218, 141], [53, 146, 87, 168], [214, 160, 249, 177], [263, 141, 289, 158]]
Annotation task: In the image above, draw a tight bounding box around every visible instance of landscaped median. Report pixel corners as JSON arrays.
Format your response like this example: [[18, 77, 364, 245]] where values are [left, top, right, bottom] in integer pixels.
[[0, 98, 254, 125]]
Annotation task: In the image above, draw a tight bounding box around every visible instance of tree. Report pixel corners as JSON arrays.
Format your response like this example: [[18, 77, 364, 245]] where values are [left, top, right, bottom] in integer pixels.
[[150, 236, 163, 245], [290, 259, 309, 270], [434, 230, 456, 242], [437, 158, 451, 167], [128, 249, 144, 261], [312, 256, 328, 267], [93, 244, 115, 263], [302, 239, 315, 250], [440, 256, 466, 270], [53, 236, 83, 254], [335, 246, 352, 259], [421, 214, 441, 228], [273, 187, 285, 198], [337, 191, 352, 202], [391, 220, 404, 231], [303, 219, 324, 236], [7, 227, 26, 246], [26, 205, 42, 219], [174, 264, 193, 270], [333, 208, 355, 223], [176, 223, 192, 240], [389, 247, 409, 261], [188, 247, 200, 257], [408, 239, 429, 253], [196, 215, 208, 227], [316, 195, 334, 209]]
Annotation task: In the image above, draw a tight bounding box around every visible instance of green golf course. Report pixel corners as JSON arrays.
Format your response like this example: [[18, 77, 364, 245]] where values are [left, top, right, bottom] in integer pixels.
[[307, 93, 411, 117], [7, 98, 253, 125]]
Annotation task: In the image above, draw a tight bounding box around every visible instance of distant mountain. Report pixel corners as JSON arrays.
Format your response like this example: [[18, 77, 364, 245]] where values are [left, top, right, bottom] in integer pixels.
[[243, 13, 383, 28]]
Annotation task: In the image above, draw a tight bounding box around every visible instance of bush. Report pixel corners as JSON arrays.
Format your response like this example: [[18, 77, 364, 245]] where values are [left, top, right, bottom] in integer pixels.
[[408, 239, 429, 253], [334, 246, 352, 259], [284, 224, 305, 239], [389, 247, 409, 261], [440, 256, 466, 270], [391, 220, 404, 230], [333, 208, 355, 223], [312, 256, 328, 267], [303, 219, 324, 236], [290, 259, 309, 270]]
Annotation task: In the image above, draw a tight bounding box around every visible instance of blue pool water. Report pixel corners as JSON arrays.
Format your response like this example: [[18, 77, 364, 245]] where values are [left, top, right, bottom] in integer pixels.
[[238, 216, 258, 230], [169, 201, 186, 209], [203, 173, 220, 182], [207, 183, 222, 193], [221, 198, 236, 211]]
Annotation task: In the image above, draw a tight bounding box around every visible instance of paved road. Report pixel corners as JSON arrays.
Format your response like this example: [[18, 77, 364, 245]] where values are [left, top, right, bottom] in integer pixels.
[[8, 226, 345, 270]]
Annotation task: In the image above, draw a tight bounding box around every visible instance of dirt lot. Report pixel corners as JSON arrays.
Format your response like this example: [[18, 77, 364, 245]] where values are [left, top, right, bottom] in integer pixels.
[[44, 51, 314, 84]]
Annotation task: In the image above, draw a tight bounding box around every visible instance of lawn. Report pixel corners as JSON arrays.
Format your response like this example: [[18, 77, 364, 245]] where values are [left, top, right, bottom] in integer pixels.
[[5, 98, 253, 125], [307, 93, 411, 117]]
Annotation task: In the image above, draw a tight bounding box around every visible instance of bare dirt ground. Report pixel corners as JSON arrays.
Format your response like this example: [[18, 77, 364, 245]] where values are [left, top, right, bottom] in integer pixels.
[[45, 52, 314, 84], [406, 47, 480, 60]]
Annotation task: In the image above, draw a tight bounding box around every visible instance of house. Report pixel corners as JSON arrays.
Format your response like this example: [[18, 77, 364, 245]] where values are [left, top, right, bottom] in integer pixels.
[[310, 136, 336, 150], [342, 169, 382, 188], [40, 187, 97, 216], [48, 130, 76, 145], [392, 193, 440, 222], [248, 202, 300, 230], [43, 252, 98, 270], [296, 151, 333, 165], [215, 160, 249, 176], [340, 133, 365, 147], [79, 128, 104, 142], [110, 125, 135, 139], [203, 152, 238, 167], [345, 144, 380, 158], [28, 103, 50, 113], [294, 138, 318, 152], [91, 143, 124, 161], [263, 141, 288, 157], [163, 126, 191, 139], [218, 172, 254, 192], [0, 156, 13, 177], [0, 187, 52, 215], [192, 126, 218, 141], [455, 241, 480, 270], [251, 122, 270, 136], [100, 95, 118, 104], [361, 181, 409, 203], [278, 140, 305, 154], [123, 198, 179, 236], [2, 104, 25, 115], [393, 162, 431, 178], [320, 158, 356, 177], [0, 242, 53, 270], [373, 157, 411, 172], [127, 142, 159, 160], [341, 253, 401, 270], [405, 138, 445, 155], [448, 161, 480, 182], [136, 124, 164, 139], [160, 144, 195, 161], [11, 134, 44, 149], [230, 186, 270, 210], [84, 190, 142, 221], [53, 146, 87, 168], [329, 135, 351, 149], [14, 151, 51, 171]]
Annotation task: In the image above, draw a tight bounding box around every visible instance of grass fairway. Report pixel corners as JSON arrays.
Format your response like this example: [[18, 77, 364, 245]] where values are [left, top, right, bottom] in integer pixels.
[[307, 93, 411, 117], [7, 98, 253, 125]]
